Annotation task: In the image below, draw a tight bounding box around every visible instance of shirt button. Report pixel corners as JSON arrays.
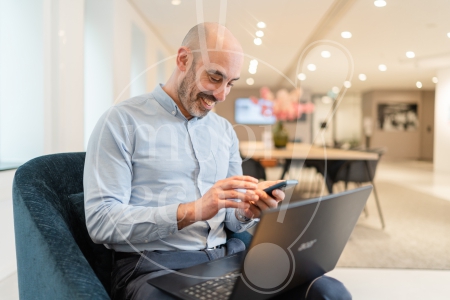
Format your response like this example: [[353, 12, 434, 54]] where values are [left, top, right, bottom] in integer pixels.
[[171, 111, 176, 115]]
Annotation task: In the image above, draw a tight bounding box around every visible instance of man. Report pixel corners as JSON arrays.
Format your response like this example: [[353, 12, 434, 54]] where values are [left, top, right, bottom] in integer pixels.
[[84, 22, 351, 300]]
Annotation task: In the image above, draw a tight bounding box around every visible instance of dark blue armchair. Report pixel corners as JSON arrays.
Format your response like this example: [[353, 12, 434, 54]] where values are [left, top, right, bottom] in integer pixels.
[[13, 153, 252, 299]]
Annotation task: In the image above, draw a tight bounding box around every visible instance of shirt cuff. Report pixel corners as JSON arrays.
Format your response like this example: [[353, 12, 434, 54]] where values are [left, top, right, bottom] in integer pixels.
[[154, 203, 179, 239]]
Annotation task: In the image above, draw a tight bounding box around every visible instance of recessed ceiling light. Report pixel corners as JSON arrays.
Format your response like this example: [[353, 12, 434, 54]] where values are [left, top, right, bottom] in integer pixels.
[[416, 81, 422, 88], [447, 32, 450, 38], [321, 51, 331, 58], [257, 22, 266, 29], [307, 64, 316, 71], [406, 51, 415, 58], [358, 74, 367, 81], [246, 78, 254, 85], [378, 64, 387, 71], [344, 81, 352, 88], [432, 77, 438, 84], [254, 38, 262, 45], [341, 31, 352, 39], [256, 30, 264, 38], [374, 0, 386, 7], [297, 73, 306, 81], [332, 86, 340, 94], [249, 60, 258, 74], [171, 0, 181, 5]]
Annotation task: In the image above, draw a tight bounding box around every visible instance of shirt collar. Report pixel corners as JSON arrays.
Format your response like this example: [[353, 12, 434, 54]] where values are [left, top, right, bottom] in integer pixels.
[[152, 84, 204, 121], [152, 84, 180, 117]]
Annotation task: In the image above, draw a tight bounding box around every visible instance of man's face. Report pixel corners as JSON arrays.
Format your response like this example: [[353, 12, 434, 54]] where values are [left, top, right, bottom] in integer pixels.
[[177, 50, 243, 118]]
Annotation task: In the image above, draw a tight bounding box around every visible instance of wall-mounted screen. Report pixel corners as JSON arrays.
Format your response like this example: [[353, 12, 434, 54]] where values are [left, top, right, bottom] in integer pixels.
[[234, 98, 276, 125]]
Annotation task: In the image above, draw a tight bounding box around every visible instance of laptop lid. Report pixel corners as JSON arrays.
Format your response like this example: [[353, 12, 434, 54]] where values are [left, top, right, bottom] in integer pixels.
[[231, 185, 372, 299]]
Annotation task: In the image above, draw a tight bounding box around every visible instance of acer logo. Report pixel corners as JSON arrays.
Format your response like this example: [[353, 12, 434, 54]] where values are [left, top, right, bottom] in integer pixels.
[[297, 239, 317, 252]]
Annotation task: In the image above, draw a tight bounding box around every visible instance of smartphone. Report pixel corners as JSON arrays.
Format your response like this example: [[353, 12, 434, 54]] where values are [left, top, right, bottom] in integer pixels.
[[263, 180, 299, 198]]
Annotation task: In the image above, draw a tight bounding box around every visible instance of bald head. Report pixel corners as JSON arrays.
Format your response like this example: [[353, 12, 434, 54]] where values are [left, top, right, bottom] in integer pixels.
[[181, 22, 243, 58]]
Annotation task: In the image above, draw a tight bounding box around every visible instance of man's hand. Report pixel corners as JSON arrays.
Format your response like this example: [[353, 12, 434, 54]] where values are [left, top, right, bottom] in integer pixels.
[[236, 180, 286, 221], [177, 176, 259, 229]]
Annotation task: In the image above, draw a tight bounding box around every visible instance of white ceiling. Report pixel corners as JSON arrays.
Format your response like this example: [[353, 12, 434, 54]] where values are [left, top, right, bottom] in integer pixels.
[[132, 0, 450, 94]]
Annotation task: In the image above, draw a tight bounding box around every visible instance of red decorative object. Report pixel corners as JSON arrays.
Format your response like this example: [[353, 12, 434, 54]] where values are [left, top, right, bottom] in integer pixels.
[[250, 87, 315, 121]]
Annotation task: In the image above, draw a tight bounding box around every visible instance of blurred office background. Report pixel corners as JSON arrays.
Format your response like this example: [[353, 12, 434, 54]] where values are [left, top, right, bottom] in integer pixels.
[[1, 0, 450, 299]]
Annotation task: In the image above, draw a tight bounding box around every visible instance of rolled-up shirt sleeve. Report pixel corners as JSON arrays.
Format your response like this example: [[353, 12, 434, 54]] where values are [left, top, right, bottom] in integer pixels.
[[224, 126, 257, 233], [83, 107, 179, 244]]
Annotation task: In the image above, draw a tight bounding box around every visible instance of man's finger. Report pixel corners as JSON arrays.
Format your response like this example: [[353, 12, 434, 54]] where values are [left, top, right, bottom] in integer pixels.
[[220, 200, 250, 210], [220, 179, 258, 190], [272, 189, 285, 202], [228, 175, 259, 183], [221, 190, 259, 202]]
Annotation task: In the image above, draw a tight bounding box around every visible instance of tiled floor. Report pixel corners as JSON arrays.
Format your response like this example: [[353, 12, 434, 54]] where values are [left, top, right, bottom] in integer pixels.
[[1, 160, 450, 299]]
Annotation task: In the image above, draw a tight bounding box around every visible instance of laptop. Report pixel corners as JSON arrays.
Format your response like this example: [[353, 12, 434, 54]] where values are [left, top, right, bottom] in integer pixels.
[[148, 186, 372, 300]]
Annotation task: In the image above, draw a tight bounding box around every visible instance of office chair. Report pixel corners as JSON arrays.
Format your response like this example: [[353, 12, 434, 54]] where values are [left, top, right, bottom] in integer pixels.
[[331, 148, 386, 229], [13, 153, 253, 299], [241, 158, 266, 181]]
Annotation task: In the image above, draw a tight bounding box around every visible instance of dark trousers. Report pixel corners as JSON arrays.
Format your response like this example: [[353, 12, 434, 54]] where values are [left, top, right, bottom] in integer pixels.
[[111, 239, 351, 300]]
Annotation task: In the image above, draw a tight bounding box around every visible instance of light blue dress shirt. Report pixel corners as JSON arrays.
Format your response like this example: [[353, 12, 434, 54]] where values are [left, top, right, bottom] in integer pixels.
[[84, 85, 256, 252]]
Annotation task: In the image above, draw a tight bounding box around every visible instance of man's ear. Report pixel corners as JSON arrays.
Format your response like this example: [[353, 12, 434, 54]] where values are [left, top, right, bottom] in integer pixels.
[[177, 47, 191, 72]]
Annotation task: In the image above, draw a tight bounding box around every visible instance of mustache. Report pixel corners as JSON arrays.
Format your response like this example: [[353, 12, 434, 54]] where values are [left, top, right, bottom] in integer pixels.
[[197, 92, 217, 102]]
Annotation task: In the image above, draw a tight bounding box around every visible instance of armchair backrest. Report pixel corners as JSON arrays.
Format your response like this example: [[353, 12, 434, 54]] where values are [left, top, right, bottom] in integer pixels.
[[13, 152, 111, 299]]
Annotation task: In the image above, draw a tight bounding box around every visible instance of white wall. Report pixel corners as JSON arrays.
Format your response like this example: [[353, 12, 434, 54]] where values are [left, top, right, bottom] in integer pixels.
[[130, 23, 148, 97], [311, 93, 362, 146], [43, 0, 85, 154], [84, 0, 114, 148], [0, 0, 45, 162], [336, 93, 362, 143], [83, 0, 174, 147], [434, 68, 450, 174], [111, 0, 174, 105]]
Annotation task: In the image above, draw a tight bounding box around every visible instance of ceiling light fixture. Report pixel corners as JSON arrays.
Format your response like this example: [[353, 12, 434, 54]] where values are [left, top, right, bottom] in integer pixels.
[[171, 0, 181, 5], [254, 38, 262, 45], [341, 31, 352, 39], [447, 32, 450, 38], [406, 51, 415, 58], [297, 73, 306, 81], [416, 81, 422, 88], [248, 59, 258, 74], [432, 77, 438, 84], [374, 0, 386, 7], [378, 64, 387, 71], [321, 51, 331, 58], [257, 22, 266, 29], [256, 30, 264, 37], [332, 86, 340, 94], [246, 78, 254, 85], [307, 64, 316, 71], [358, 74, 367, 81], [344, 81, 352, 88]]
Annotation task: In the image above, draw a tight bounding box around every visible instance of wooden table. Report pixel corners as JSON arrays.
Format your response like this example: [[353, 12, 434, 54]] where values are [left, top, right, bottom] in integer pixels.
[[239, 141, 378, 161], [240, 141, 386, 229]]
